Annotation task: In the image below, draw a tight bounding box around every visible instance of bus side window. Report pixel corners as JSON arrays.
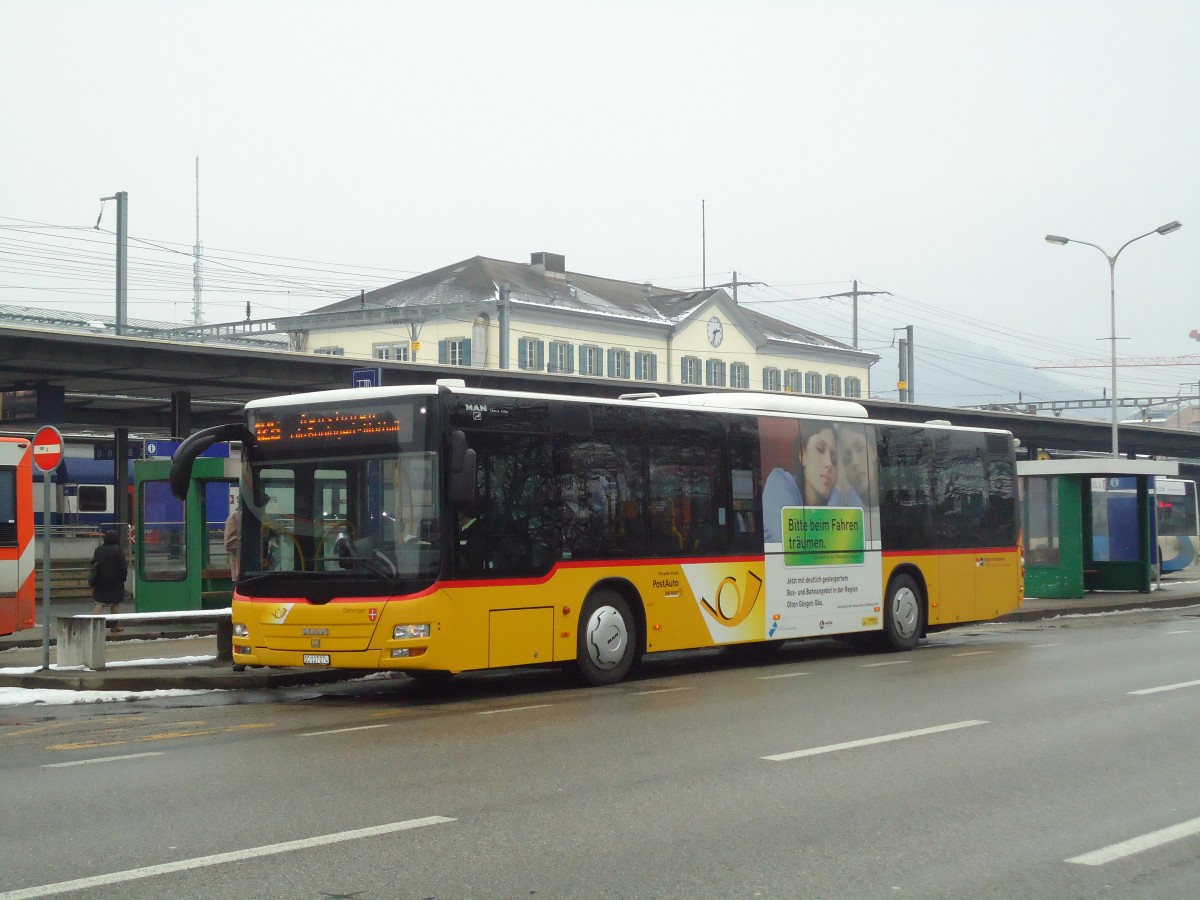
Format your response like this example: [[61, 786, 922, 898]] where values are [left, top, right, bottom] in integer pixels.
[[648, 411, 727, 556], [729, 420, 761, 552]]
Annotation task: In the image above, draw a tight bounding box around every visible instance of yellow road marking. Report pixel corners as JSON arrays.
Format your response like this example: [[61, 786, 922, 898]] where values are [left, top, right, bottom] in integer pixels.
[[47, 723, 273, 751], [2, 715, 146, 738]]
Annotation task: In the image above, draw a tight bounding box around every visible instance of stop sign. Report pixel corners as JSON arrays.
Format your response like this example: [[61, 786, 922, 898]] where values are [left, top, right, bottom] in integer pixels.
[[31, 425, 64, 473]]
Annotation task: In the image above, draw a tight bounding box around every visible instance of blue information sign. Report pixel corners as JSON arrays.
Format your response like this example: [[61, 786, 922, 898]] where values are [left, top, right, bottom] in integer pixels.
[[352, 367, 382, 388]]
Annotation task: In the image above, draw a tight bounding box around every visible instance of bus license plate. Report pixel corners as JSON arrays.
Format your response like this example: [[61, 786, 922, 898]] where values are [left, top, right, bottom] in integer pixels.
[[303, 654, 330, 666]]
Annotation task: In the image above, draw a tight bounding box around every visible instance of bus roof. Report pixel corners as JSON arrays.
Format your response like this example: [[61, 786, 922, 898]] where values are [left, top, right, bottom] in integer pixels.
[[624, 391, 869, 418], [245, 380, 1013, 436]]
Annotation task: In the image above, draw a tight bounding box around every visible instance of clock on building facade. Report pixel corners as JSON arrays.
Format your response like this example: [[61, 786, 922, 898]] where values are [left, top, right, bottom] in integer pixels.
[[707, 315, 724, 347]]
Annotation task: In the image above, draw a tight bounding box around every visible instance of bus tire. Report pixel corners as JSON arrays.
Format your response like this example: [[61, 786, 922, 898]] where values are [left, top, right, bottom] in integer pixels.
[[576, 589, 638, 686], [883, 573, 923, 651]]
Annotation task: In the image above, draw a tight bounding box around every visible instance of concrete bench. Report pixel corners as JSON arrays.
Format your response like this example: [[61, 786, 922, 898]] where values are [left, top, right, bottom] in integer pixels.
[[55, 609, 233, 671]]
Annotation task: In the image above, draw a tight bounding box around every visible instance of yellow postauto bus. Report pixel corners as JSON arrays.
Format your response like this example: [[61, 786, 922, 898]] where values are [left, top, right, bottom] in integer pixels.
[[170, 380, 1023, 685]]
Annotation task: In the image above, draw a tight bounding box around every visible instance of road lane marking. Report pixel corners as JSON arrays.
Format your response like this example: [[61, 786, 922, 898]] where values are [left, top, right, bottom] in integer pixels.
[[47, 723, 272, 751], [952, 651, 994, 657], [1066, 815, 1200, 866], [860, 660, 910, 668], [756, 672, 810, 680], [1165, 630, 1192, 634], [476, 704, 551, 715], [299, 723, 394, 737], [1128, 679, 1200, 696], [762, 720, 988, 761], [42, 752, 164, 769], [632, 686, 693, 695], [0, 816, 455, 899], [3, 716, 146, 738], [1030, 643, 1063, 648]]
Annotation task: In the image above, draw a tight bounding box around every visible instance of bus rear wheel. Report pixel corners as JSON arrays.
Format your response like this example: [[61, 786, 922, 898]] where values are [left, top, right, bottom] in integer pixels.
[[576, 589, 639, 686], [883, 573, 923, 651]]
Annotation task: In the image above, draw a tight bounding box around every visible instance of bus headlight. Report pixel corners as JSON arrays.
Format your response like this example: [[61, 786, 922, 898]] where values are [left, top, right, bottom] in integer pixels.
[[233, 623, 249, 638], [393, 624, 430, 640]]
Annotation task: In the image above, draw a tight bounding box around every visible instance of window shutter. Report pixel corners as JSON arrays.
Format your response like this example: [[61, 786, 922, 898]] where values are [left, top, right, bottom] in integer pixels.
[[649, 354, 658, 381], [567, 344, 575, 374], [537, 340, 545, 370], [462, 338, 472, 366], [438, 339, 448, 365]]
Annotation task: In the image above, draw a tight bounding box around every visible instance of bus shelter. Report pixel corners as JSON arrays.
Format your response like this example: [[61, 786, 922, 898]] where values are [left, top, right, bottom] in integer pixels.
[[134, 455, 238, 612], [1018, 459, 1178, 599]]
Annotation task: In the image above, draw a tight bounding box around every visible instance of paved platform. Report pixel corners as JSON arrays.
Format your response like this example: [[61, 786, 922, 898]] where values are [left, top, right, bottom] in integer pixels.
[[2, 585, 1198, 693]]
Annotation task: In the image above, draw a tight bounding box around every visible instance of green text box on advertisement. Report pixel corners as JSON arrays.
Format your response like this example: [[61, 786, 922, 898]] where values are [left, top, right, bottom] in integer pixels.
[[781, 507, 864, 566]]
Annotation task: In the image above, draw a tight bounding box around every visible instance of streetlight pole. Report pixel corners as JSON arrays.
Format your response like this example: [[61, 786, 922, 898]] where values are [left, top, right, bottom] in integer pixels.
[[1044, 220, 1182, 458]]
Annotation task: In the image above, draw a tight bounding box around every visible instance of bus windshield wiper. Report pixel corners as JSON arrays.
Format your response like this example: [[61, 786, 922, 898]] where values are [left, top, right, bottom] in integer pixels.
[[331, 535, 402, 585]]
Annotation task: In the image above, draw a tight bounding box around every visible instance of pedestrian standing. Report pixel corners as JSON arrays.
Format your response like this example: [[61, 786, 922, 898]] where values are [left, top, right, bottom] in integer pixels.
[[224, 502, 241, 581], [90, 529, 129, 631]]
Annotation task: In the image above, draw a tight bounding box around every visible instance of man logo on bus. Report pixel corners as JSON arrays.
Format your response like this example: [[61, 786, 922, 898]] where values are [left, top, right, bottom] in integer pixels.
[[699, 571, 763, 628]]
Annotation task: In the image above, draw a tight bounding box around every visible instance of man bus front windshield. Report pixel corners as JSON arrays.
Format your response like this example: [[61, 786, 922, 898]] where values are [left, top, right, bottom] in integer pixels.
[[237, 398, 442, 595]]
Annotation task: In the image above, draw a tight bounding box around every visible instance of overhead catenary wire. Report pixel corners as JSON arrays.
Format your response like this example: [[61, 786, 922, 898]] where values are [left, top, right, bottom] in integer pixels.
[[4, 216, 1195, 403]]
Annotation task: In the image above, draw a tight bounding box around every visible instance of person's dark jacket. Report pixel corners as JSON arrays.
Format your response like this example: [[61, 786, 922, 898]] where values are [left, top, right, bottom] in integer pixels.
[[91, 537, 128, 606]]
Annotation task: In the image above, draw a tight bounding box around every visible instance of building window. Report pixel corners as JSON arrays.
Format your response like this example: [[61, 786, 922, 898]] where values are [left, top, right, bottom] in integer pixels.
[[763, 367, 781, 391], [373, 341, 410, 362], [825, 374, 842, 396], [681, 356, 702, 385], [518, 337, 545, 371], [438, 337, 471, 367], [705, 359, 727, 387], [805, 371, 822, 394], [634, 351, 658, 381], [314, 346, 344, 356], [580, 345, 603, 376], [730, 362, 750, 389], [783, 369, 801, 393], [548, 341, 574, 374], [845, 376, 862, 398], [607, 348, 630, 379]]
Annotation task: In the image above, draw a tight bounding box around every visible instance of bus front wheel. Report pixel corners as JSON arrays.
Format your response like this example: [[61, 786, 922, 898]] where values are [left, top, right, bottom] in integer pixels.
[[883, 573, 923, 651], [576, 589, 639, 686]]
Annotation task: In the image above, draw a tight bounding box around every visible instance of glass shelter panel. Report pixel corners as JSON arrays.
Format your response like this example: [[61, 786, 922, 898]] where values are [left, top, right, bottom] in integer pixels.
[[141, 480, 186, 582]]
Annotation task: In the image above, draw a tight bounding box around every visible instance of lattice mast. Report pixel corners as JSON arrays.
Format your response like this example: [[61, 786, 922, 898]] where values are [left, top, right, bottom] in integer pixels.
[[192, 156, 204, 326]]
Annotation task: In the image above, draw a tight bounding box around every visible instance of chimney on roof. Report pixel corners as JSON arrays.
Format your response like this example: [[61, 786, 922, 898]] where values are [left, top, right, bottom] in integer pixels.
[[531, 252, 566, 281]]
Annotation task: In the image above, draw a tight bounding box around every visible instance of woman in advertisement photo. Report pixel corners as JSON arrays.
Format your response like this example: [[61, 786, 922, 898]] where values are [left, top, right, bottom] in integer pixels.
[[762, 419, 838, 542]]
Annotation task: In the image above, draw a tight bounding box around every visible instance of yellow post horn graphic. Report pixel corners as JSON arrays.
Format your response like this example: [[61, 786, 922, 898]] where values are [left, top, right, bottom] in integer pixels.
[[700, 571, 763, 628]]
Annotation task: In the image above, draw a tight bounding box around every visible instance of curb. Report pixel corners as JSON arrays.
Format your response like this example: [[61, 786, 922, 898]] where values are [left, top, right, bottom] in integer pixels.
[[1, 666, 371, 692], [995, 594, 1200, 623]]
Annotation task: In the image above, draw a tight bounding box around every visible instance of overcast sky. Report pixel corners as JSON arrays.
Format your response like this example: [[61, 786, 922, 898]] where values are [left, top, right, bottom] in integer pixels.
[[2, 1, 1196, 410]]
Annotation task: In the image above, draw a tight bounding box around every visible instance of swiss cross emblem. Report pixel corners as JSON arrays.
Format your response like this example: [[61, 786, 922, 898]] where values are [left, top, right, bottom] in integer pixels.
[[368, 608, 378, 621]]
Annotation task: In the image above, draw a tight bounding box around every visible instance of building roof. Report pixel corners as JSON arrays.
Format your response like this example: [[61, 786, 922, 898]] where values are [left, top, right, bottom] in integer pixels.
[[303, 253, 862, 355], [0, 304, 288, 350]]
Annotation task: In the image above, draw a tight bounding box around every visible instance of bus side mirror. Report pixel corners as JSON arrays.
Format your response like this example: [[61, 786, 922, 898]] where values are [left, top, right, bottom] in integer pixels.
[[448, 431, 477, 506], [170, 423, 246, 501]]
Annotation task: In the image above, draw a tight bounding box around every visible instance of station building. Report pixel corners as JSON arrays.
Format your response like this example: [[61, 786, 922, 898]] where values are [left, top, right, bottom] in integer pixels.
[[273, 252, 879, 398]]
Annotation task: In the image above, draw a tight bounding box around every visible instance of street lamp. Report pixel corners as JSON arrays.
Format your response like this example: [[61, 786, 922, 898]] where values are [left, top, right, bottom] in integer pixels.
[[1044, 220, 1182, 458]]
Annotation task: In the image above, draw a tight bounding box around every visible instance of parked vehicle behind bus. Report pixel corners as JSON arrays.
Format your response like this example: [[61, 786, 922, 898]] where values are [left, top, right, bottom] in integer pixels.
[[1156, 477, 1200, 575]]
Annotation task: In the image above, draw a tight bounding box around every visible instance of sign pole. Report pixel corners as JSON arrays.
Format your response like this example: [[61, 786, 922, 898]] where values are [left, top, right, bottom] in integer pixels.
[[41, 474, 51, 669], [32, 425, 65, 671]]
